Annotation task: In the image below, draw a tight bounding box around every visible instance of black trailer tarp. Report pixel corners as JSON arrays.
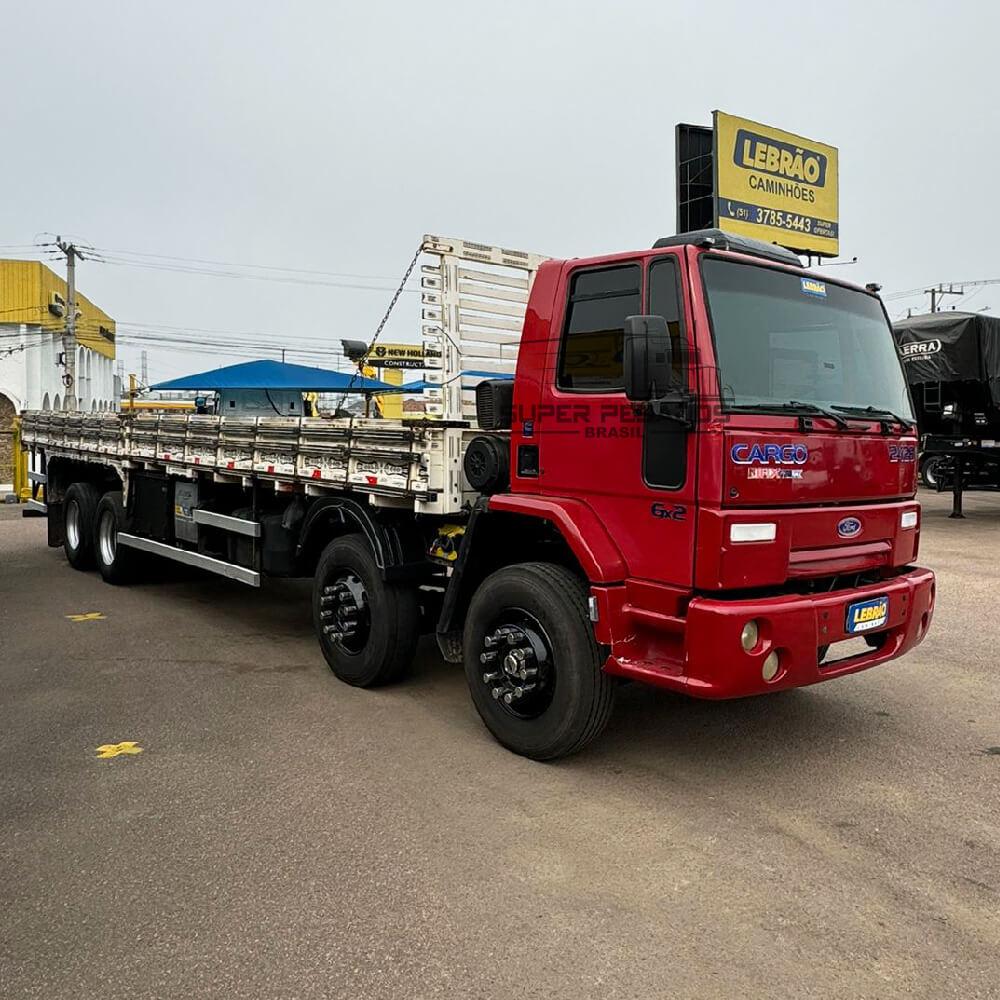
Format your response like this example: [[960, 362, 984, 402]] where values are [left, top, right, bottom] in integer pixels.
[[893, 312, 1000, 406]]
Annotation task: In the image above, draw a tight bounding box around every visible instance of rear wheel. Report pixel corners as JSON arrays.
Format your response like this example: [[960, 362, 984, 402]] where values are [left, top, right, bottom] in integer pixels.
[[463, 562, 615, 761], [920, 455, 944, 490], [63, 482, 100, 570], [94, 492, 136, 585], [312, 534, 420, 687]]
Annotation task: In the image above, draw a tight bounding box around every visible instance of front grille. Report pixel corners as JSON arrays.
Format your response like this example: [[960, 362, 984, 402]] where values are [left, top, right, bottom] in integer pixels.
[[703, 569, 886, 604]]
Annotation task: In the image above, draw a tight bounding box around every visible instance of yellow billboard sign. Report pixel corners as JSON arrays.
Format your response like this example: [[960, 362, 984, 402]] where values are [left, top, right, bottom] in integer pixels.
[[366, 342, 425, 369], [713, 111, 839, 257]]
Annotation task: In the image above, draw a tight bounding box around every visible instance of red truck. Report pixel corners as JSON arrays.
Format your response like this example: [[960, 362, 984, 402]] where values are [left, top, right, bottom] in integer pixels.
[[20, 230, 935, 760]]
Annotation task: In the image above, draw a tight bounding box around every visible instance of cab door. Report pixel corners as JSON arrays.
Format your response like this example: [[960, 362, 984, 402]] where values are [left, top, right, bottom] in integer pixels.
[[526, 253, 698, 586]]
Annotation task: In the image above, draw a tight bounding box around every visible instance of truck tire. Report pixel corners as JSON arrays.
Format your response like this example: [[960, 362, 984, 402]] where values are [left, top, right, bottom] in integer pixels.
[[463, 562, 615, 761], [312, 534, 420, 687], [94, 492, 136, 585], [63, 482, 100, 570], [920, 455, 944, 490]]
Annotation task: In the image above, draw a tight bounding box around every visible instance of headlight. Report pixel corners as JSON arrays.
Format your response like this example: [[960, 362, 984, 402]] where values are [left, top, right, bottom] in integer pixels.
[[901, 510, 918, 529], [730, 522, 777, 543], [740, 620, 759, 652]]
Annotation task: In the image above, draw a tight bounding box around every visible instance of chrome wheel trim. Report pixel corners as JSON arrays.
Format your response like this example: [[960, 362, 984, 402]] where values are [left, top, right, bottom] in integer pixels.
[[98, 509, 117, 566], [66, 501, 81, 550]]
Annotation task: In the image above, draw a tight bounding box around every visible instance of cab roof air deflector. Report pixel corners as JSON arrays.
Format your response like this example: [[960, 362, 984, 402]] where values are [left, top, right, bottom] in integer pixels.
[[653, 229, 803, 267]]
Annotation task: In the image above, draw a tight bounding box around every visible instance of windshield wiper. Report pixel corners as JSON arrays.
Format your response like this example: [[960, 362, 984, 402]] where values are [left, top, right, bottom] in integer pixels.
[[727, 401, 850, 430], [830, 404, 915, 431]]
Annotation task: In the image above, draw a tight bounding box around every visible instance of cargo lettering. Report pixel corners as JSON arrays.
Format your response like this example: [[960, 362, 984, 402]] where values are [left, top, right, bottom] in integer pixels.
[[731, 442, 809, 466]]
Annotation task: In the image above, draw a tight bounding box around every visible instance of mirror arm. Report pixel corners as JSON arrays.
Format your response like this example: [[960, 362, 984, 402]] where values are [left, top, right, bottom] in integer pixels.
[[648, 387, 696, 427]]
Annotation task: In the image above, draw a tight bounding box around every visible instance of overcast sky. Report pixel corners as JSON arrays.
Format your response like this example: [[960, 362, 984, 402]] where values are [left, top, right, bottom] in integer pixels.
[[3, 0, 997, 383]]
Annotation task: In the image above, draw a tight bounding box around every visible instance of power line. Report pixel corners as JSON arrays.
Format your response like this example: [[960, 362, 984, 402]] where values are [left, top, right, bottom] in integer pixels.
[[86, 244, 420, 284], [884, 277, 1000, 302], [84, 251, 421, 295]]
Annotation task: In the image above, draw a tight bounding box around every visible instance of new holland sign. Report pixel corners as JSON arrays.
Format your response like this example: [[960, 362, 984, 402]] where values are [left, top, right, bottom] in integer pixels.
[[714, 111, 840, 257], [366, 343, 425, 370]]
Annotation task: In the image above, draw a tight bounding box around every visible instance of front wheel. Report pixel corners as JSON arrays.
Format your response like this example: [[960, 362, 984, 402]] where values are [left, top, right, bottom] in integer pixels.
[[463, 562, 615, 761], [312, 534, 420, 687]]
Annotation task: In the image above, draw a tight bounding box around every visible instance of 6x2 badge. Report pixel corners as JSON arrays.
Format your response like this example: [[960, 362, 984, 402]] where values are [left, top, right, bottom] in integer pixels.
[[651, 503, 687, 521]]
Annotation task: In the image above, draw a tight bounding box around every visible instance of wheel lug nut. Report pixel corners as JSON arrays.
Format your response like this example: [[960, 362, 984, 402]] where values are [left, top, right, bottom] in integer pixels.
[[480, 650, 497, 664], [491, 686, 505, 700], [483, 671, 502, 683]]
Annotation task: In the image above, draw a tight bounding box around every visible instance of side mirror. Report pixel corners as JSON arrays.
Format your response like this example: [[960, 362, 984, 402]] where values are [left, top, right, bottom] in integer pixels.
[[623, 315, 674, 402]]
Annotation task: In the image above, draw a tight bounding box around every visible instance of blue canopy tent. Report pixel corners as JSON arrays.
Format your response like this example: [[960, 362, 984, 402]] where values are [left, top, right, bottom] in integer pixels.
[[152, 359, 393, 393], [378, 370, 515, 394]]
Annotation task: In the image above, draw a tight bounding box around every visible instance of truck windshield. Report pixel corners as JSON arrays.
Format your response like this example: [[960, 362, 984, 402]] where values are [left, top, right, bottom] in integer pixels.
[[701, 258, 914, 420]]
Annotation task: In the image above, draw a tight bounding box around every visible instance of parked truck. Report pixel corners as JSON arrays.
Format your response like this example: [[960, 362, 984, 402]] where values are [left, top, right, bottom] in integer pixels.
[[893, 311, 1000, 491], [19, 231, 935, 760]]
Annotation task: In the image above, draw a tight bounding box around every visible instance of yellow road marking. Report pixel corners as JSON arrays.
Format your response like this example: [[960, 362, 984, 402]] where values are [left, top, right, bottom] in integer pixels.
[[95, 742, 143, 759], [66, 612, 106, 622]]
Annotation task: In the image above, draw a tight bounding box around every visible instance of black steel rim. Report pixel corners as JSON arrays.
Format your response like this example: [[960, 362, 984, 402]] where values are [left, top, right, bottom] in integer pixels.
[[478, 608, 555, 720], [319, 570, 370, 654]]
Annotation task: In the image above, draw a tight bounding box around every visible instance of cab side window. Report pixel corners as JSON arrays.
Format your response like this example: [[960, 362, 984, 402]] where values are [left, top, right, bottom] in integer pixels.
[[645, 255, 688, 490], [647, 256, 685, 381], [557, 264, 641, 391]]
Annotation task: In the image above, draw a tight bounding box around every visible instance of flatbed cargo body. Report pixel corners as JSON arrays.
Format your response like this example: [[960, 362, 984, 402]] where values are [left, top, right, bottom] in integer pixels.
[[19, 410, 471, 514]]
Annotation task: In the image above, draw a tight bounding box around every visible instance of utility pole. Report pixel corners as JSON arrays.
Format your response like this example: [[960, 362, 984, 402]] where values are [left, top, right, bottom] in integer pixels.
[[55, 237, 79, 410], [925, 283, 964, 313]]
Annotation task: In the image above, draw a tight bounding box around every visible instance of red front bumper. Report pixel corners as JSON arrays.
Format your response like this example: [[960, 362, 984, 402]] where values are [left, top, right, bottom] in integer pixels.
[[599, 566, 935, 699]]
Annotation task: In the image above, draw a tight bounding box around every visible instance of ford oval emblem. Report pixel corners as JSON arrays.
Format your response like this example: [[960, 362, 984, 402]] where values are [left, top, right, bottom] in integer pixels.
[[837, 516, 862, 539]]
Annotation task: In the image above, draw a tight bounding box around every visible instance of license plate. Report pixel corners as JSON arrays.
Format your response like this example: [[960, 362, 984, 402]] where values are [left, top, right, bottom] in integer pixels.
[[845, 595, 889, 634]]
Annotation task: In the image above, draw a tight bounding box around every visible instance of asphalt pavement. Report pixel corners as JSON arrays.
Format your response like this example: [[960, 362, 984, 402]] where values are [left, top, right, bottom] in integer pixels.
[[1, 492, 998, 999]]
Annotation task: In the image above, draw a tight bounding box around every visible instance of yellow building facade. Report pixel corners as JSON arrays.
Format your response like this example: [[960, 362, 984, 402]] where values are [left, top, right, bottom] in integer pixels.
[[0, 259, 117, 490]]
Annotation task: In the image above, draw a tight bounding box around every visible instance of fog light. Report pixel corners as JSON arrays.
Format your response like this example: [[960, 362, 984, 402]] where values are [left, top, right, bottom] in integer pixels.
[[762, 651, 780, 682], [901, 510, 918, 529], [740, 620, 759, 652]]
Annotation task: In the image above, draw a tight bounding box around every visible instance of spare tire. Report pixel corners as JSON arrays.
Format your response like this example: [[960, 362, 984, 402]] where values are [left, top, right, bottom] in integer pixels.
[[463, 435, 509, 494]]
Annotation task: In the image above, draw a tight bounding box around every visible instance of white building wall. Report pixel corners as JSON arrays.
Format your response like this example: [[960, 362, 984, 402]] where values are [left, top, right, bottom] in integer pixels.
[[0, 323, 116, 412], [0, 329, 27, 411]]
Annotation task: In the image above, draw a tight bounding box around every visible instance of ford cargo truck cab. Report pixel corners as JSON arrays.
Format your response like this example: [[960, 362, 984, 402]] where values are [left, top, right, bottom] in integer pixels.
[[492, 228, 933, 706], [19, 230, 934, 760]]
